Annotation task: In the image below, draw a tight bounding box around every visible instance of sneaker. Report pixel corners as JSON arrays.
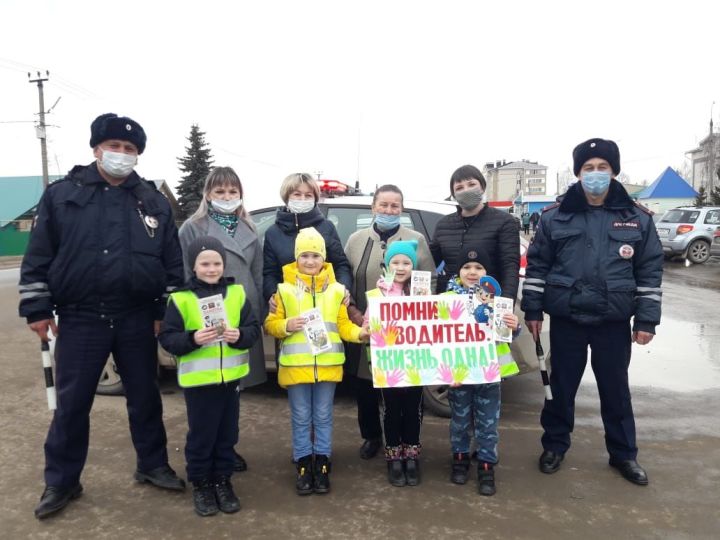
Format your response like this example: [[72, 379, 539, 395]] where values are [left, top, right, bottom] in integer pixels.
[[192, 479, 219, 517], [295, 455, 313, 496], [214, 476, 240, 513]]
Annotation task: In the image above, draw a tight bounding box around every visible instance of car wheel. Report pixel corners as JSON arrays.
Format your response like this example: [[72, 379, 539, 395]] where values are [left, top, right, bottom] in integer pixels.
[[96, 357, 124, 396], [687, 239, 711, 264], [423, 385, 450, 417]]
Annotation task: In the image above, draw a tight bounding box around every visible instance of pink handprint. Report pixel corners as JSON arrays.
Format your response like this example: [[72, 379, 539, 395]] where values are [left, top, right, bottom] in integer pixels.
[[449, 300, 465, 320], [483, 363, 500, 382], [386, 369, 405, 387], [437, 363, 454, 384], [370, 332, 386, 347]]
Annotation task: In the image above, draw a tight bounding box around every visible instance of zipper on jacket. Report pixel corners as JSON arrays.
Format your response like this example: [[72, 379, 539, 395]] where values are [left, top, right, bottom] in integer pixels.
[[295, 213, 299, 232], [312, 275, 318, 383]]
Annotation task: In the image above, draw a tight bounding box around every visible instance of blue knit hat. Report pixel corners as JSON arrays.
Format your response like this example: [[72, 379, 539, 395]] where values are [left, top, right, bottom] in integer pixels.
[[384, 240, 418, 268]]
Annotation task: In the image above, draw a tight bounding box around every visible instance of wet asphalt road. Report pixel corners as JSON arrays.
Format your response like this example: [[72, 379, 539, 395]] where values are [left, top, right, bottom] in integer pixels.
[[0, 260, 718, 539]]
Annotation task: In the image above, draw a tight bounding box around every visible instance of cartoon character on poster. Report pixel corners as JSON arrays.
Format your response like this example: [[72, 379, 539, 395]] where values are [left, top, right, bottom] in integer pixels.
[[473, 276, 501, 324]]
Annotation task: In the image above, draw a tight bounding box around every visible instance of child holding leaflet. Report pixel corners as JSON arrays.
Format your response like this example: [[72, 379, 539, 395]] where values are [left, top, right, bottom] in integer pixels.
[[264, 227, 369, 496], [444, 245, 520, 496], [159, 236, 260, 516], [364, 240, 425, 487]]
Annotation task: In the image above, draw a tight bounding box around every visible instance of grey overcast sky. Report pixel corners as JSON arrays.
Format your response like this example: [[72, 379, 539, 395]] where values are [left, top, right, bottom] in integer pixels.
[[1, 0, 719, 209]]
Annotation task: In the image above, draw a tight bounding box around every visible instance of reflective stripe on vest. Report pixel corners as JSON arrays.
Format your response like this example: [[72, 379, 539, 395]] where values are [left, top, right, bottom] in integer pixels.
[[171, 285, 250, 388], [277, 281, 346, 367]]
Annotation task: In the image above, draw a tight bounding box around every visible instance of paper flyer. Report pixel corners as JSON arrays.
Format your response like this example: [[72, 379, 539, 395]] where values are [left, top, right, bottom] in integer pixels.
[[197, 294, 228, 342], [302, 308, 332, 355], [410, 271, 432, 296], [492, 297, 514, 343]]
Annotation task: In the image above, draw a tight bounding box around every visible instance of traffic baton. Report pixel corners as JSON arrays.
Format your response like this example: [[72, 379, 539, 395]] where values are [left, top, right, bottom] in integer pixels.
[[535, 338, 553, 400], [41, 341, 57, 410]]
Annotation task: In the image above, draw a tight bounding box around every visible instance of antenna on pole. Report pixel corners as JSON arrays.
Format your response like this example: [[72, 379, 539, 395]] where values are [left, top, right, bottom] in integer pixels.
[[28, 70, 51, 190]]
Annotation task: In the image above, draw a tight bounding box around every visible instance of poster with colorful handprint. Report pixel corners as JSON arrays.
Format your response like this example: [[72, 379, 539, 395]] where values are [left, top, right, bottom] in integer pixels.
[[367, 294, 501, 388]]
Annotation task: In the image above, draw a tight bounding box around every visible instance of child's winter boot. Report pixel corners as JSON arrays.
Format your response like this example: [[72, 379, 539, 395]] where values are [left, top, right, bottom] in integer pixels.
[[385, 446, 406, 487], [477, 461, 496, 496], [404, 444, 421, 486], [313, 455, 331, 494], [295, 455, 313, 496], [451, 452, 471, 484]]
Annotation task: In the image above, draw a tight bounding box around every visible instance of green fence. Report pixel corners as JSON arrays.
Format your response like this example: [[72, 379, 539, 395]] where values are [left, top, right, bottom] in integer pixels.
[[0, 229, 30, 256]]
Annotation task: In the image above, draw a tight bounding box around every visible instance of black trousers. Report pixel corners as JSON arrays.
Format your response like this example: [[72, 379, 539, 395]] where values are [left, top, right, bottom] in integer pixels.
[[348, 375, 383, 440], [541, 317, 637, 460], [381, 386, 423, 447], [45, 311, 168, 488], [184, 382, 240, 482]]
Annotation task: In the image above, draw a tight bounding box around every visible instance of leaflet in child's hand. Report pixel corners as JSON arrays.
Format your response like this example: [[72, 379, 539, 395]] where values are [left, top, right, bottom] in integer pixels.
[[198, 294, 227, 342], [410, 271, 431, 296], [302, 308, 332, 355], [492, 297, 513, 343]]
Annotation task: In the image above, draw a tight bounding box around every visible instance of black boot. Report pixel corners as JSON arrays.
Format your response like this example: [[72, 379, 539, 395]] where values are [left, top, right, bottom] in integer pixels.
[[404, 444, 421, 486], [295, 455, 313, 496], [385, 446, 406, 487], [214, 476, 240, 513], [451, 452, 471, 485], [233, 450, 248, 472], [192, 479, 219, 517], [313, 455, 331, 494], [477, 462, 496, 496]]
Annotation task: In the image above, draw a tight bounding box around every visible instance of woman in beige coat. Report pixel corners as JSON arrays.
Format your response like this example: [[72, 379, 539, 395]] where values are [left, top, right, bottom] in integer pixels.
[[344, 184, 435, 460], [178, 166, 265, 472]]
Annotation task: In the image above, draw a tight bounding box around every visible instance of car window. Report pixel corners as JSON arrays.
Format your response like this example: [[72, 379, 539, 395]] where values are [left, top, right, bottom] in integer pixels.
[[250, 208, 278, 247], [660, 209, 700, 224], [326, 207, 414, 246], [703, 210, 720, 225]]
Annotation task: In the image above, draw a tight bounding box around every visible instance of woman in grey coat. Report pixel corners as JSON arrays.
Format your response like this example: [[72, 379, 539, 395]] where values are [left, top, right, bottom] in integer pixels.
[[178, 166, 265, 472], [344, 184, 435, 460]]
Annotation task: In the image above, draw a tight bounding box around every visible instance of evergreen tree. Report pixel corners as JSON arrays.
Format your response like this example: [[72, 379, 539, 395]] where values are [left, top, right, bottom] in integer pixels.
[[177, 124, 214, 218], [694, 185, 707, 206]]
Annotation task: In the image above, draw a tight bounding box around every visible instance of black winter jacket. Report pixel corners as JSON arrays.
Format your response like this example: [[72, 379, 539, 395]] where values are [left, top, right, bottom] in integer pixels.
[[520, 180, 663, 332], [262, 205, 352, 301], [18, 164, 184, 322], [430, 205, 520, 300], [158, 277, 261, 357]]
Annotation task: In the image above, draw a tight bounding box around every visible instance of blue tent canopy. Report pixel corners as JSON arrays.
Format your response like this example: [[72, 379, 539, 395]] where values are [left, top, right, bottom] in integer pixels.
[[635, 167, 698, 199]]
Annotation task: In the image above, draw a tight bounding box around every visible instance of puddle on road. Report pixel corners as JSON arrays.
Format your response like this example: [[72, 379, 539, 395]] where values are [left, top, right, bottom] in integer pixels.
[[581, 316, 720, 392]]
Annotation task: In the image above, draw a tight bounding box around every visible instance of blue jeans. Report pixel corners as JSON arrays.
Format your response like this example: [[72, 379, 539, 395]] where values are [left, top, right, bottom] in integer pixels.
[[448, 383, 501, 464], [287, 382, 336, 460]]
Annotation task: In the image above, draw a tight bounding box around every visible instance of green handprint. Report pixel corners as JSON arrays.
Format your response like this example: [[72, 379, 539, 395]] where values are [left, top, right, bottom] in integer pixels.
[[437, 301, 450, 320], [452, 364, 470, 383], [406, 366, 421, 386], [369, 317, 383, 333]]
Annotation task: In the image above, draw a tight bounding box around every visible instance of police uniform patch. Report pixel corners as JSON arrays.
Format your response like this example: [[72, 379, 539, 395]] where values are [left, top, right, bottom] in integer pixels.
[[612, 221, 640, 229], [619, 244, 634, 259]]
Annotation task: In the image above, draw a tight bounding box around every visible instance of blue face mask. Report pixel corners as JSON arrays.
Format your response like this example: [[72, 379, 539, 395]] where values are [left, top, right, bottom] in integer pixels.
[[581, 171, 611, 195], [374, 213, 401, 231]]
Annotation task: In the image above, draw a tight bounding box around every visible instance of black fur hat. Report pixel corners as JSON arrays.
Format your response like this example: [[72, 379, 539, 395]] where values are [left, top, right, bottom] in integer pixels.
[[572, 138, 620, 177], [89, 113, 147, 154]]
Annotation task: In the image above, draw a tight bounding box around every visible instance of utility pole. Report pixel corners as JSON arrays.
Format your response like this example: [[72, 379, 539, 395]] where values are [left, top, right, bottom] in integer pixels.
[[28, 70, 50, 190]]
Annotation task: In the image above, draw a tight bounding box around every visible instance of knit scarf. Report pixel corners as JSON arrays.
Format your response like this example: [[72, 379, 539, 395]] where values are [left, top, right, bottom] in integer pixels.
[[209, 210, 238, 237], [445, 275, 475, 295]]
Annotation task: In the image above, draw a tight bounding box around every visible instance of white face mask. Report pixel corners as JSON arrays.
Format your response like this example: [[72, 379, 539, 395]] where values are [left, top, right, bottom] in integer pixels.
[[99, 150, 137, 178], [210, 198, 243, 214], [287, 199, 315, 214]]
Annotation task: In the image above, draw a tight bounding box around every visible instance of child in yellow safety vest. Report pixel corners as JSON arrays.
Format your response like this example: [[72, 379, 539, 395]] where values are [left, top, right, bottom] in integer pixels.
[[444, 244, 519, 496], [363, 240, 425, 488], [264, 227, 369, 496], [159, 236, 261, 517]]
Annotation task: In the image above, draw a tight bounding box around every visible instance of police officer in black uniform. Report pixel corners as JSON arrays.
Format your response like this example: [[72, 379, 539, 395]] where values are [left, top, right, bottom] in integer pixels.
[[521, 138, 663, 486], [19, 113, 186, 518]]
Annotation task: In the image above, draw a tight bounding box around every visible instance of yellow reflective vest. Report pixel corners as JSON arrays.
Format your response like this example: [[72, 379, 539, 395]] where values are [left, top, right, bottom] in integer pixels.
[[276, 281, 347, 367], [170, 285, 250, 388]]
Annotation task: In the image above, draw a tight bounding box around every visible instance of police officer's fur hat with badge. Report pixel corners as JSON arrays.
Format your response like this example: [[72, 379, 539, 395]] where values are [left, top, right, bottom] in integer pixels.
[[89, 113, 147, 154], [572, 138, 620, 177]]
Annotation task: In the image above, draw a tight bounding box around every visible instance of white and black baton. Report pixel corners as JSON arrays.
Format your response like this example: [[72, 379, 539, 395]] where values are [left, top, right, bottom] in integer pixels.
[[41, 341, 57, 410], [535, 338, 553, 400]]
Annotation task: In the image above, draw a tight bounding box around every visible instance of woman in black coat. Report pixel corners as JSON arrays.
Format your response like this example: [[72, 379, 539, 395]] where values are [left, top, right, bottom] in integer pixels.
[[262, 173, 352, 302], [430, 165, 520, 301]]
